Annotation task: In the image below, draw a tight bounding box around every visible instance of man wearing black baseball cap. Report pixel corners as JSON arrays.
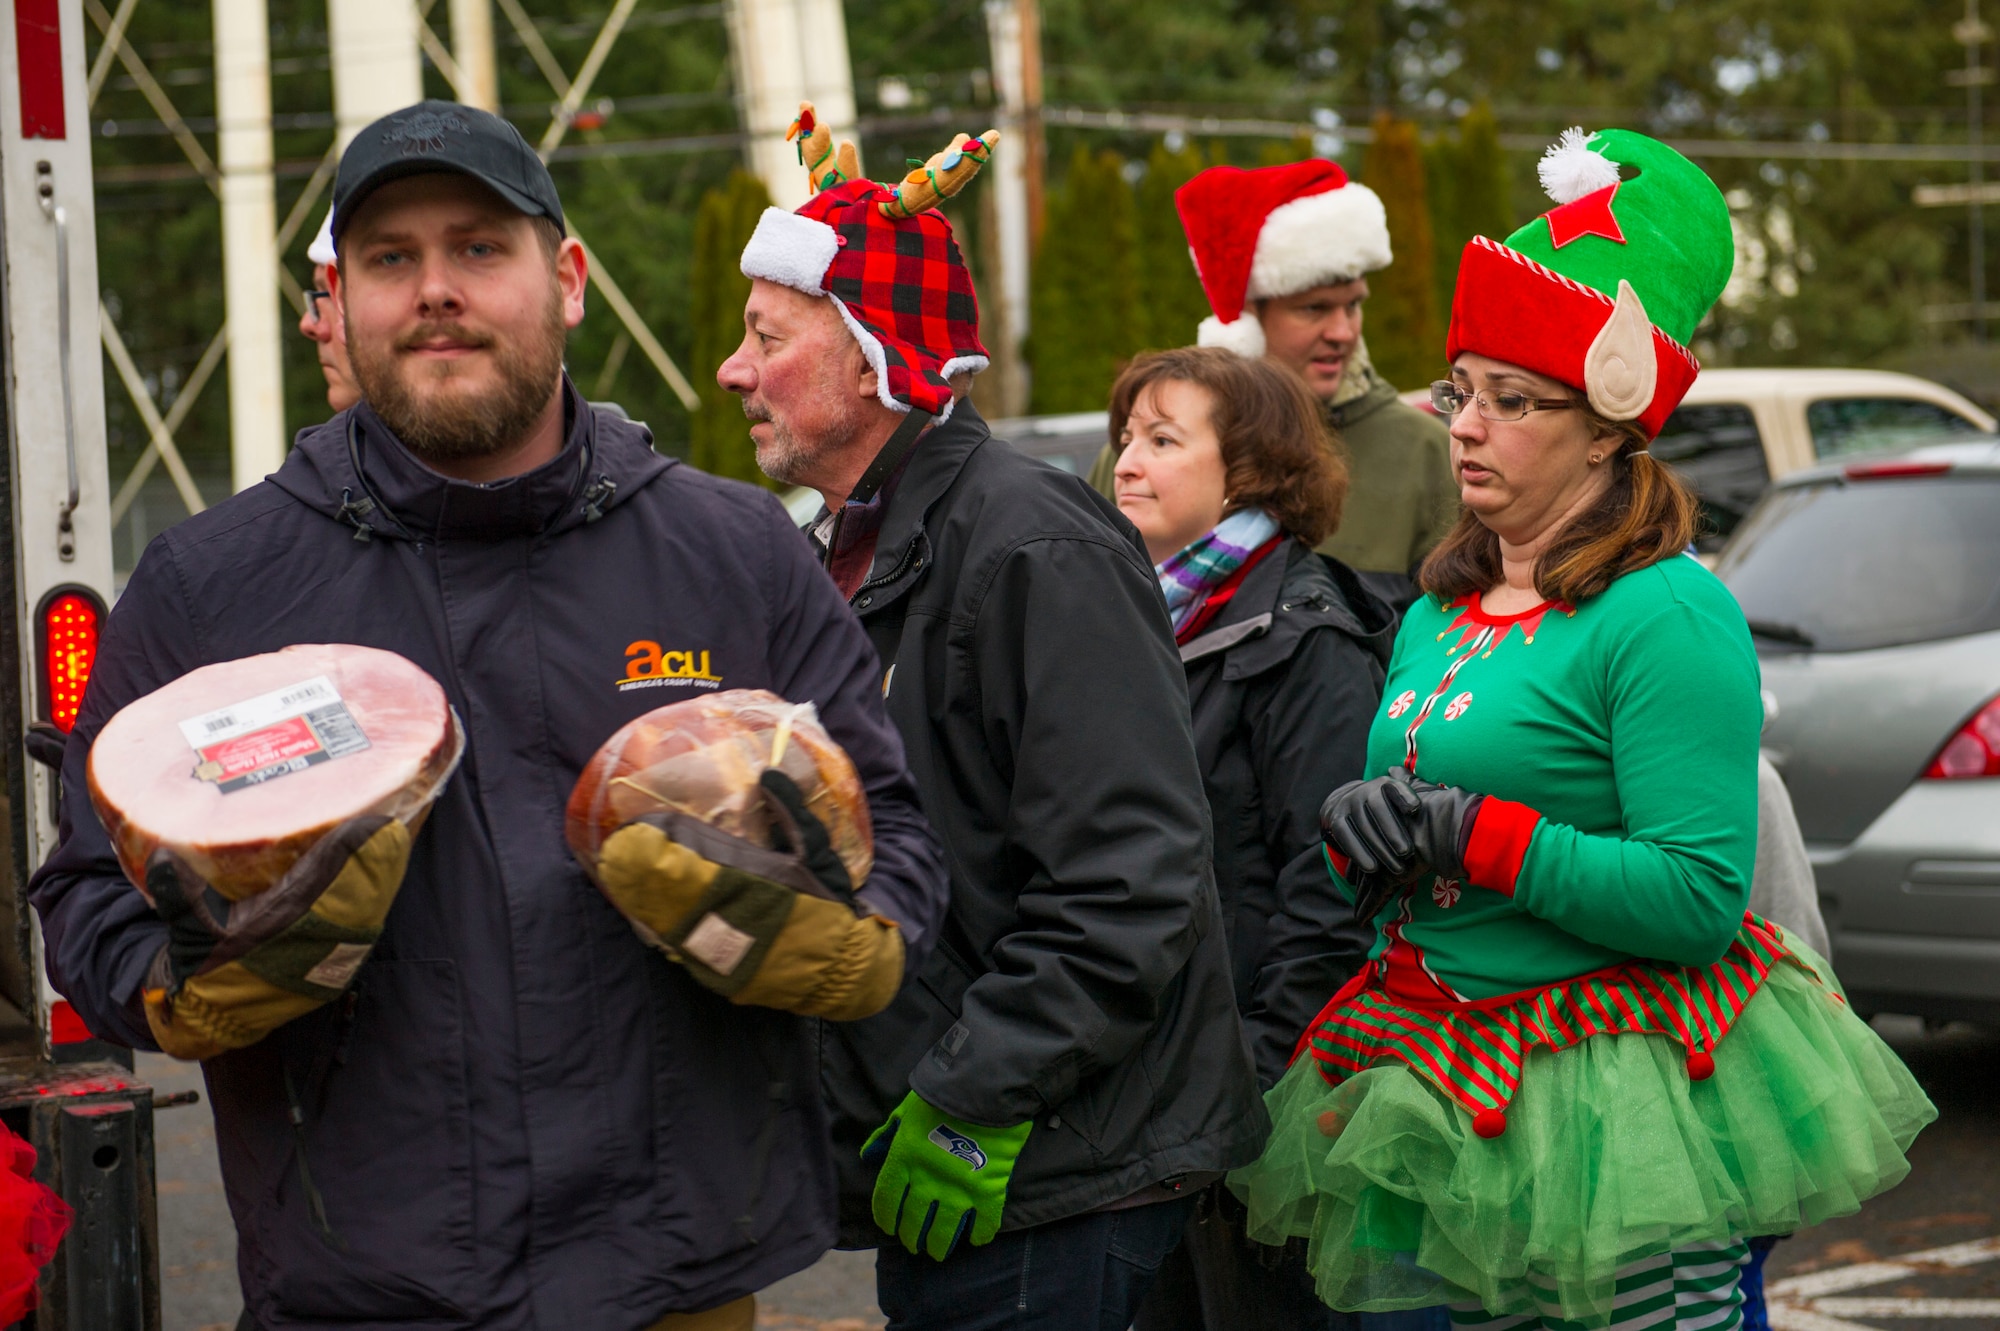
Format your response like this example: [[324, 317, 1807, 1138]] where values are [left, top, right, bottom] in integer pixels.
[[33, 99, 948, 1330]]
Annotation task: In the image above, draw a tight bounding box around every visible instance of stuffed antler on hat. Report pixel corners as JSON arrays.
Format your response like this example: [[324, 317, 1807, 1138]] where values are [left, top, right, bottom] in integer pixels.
[[741, 103, 998, 421]]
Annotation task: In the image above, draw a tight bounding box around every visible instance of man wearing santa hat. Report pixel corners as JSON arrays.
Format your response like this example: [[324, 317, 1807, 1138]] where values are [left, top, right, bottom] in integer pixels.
[[1091, 159, 1457, 603]]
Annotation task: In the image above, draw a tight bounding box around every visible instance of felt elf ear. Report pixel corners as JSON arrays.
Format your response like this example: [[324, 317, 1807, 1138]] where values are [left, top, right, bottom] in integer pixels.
[[881, 129, 1001, 219], [1584, 280, 1658, 421], [787, 101, 861, 194]]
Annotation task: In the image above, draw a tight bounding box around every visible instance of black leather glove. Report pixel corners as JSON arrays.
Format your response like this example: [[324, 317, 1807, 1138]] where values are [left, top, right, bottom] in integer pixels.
[[1395, 771, 1487, 887], [1319, 776, 1422, 924]]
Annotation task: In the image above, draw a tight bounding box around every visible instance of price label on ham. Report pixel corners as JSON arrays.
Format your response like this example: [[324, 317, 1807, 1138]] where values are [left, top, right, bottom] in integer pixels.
[[176, 676, 373, 793]]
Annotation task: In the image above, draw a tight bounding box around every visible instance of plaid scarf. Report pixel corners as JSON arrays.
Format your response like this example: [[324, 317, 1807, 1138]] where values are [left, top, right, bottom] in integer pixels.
[[1157, 509, 1282, 637]]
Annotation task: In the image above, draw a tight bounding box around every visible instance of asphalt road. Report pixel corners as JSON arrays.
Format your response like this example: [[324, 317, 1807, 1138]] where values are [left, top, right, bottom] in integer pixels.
[[146, 1016, 1998, 1331]]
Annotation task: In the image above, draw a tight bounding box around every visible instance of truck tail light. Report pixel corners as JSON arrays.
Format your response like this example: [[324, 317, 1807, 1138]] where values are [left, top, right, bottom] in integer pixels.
[[39, 587, 104, 733], [1923, 694, 2000, 779]]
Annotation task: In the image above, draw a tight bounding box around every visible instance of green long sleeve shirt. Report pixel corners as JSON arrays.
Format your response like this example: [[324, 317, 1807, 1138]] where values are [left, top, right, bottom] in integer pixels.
[[1350, 555, 1762, 998]]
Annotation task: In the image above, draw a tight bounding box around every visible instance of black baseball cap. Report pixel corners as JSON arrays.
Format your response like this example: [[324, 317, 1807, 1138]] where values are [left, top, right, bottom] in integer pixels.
[[331, 100, 565, 251]]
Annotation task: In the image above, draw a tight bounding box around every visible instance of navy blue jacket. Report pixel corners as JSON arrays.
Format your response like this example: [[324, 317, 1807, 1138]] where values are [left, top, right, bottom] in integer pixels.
[[29, 385, 946, 1330]]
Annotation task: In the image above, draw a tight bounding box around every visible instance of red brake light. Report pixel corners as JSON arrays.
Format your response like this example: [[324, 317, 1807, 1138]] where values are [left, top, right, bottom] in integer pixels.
[[1924, 695, 2000, 779], [1843, 460, 1952, 480], [41, 590, 102, 733]]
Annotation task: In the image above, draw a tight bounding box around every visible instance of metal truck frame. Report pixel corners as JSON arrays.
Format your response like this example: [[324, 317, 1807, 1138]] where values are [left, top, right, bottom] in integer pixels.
[[0, 1, 164, 1326]]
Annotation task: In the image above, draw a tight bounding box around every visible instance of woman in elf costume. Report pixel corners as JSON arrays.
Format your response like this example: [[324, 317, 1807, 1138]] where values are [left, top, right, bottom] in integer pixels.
[[1229, 128, 1935, 1330]]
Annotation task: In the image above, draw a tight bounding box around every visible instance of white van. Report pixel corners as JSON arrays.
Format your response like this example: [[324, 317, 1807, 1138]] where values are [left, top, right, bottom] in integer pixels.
[[1648, 369, 1994, 546]]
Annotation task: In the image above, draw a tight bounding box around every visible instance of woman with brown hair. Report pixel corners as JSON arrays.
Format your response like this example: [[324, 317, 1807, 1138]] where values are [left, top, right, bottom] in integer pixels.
[[1230, 130, 1931, 1330], [1109, 346, 1398, 1331]]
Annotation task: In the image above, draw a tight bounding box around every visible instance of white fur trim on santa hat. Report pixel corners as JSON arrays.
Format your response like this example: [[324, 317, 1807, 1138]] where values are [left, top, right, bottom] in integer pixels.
[[307, 206, 336, 267], [1197, 313, 1267, 358], [1244, 183, 1393, 302], [740, 207, 839, 296]]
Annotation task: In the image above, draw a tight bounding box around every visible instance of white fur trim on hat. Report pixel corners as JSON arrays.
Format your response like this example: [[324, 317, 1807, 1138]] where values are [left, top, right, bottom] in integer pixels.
[[1244, 183, 1393, 301], [1197, 313, 1267, 359], [740, 207, 839, 296], [307, 205, 336, 267]]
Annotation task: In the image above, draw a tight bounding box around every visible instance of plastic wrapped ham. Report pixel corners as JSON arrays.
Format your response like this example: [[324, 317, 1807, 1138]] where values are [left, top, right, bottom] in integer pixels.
[[88, 644, 464, 902], [567, 689, 873, 888]]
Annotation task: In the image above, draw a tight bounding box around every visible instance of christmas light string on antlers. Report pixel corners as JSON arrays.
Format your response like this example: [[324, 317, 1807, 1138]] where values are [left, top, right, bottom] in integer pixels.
[[784, 101, 1000, 215]]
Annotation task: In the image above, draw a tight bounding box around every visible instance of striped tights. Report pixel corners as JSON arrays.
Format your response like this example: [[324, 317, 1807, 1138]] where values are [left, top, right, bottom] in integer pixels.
[[1446, 1239, 1748, 1331]]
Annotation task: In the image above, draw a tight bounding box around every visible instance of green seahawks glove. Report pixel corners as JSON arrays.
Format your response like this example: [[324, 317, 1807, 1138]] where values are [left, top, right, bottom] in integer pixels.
[[142, 814, 413, 1061], [860, 1089, 1033, 1260]]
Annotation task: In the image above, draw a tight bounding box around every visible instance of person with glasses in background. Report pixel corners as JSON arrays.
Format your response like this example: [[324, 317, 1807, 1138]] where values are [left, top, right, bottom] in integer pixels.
[[300, 207, 359, 412], [1230, 128, 1932, 1331]]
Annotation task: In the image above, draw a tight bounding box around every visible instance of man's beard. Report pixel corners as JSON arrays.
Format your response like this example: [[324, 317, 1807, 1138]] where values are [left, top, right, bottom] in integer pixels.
[[749, 407, 815, 486], [350, 291, 568, 464], [744, 364, 878, 489]]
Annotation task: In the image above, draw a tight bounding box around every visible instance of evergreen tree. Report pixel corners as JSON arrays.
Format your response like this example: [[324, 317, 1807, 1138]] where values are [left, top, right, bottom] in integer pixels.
[[1134, 140, 1211, 350], [686, 172, 776, 487], [1362, 113, 1443, 391], [1027, 148, 1143, 412], [1426, 103, 1513, 326]]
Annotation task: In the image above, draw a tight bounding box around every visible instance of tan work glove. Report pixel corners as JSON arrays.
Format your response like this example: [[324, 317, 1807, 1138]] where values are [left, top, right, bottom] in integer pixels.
[[593, 771, 903, 1020], [142, 815, 413, 1061]]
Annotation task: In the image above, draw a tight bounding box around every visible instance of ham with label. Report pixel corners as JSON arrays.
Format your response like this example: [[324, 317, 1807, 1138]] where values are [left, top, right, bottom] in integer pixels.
[[568, 689, 872, 887], [89, 644, 463, 901]]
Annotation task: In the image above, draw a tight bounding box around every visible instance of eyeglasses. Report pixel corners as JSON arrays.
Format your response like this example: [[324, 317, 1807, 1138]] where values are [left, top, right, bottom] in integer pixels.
[[303, 289, 331, 323], [1429, 381, 1577, 422]]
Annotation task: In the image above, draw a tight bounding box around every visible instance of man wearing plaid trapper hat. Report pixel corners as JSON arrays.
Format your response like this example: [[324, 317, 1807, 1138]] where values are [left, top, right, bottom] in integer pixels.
[[1088, 159, 1458, 604], [720, 107, 1266, 1329]]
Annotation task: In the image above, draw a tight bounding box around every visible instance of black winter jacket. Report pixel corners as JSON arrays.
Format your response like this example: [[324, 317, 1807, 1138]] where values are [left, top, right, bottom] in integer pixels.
[[814, 406, 1268, 1244], [1178, 542, 1396, 1088], [29, 386, 947, 1330]]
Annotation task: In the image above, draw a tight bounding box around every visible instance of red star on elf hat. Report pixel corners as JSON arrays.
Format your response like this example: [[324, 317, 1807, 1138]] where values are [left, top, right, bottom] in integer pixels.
[[1175, 159, 1393, 357], [738, 103, 997, 422], [1447, 127, 1735, 439]]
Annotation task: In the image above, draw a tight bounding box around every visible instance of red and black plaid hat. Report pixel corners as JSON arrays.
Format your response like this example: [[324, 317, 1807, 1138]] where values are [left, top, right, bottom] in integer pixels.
[[740, 109, 997, 421]]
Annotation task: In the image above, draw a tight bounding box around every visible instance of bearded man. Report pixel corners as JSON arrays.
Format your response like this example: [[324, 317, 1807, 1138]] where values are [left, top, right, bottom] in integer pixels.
[[719, 119, 1265, 1331], [31, 102, 946, 1331]]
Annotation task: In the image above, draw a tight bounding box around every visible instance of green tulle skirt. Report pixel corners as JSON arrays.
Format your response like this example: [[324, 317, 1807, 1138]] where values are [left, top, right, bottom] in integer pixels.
[[1227, 945, 1935, 1322]]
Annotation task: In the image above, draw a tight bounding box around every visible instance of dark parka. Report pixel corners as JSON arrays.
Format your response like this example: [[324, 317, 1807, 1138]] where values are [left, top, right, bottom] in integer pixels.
[[1177, 541, 1395, 1087], [29, 388, 947, 1331], [815, 405, 1268, 1245]]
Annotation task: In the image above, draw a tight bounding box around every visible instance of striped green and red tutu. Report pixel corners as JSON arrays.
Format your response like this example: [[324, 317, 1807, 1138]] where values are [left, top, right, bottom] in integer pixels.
[[1230, 920, 1935, 1322]]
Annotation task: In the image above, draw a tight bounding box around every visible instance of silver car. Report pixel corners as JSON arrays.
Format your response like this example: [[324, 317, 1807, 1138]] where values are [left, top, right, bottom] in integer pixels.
[[1714, 439, 2000, 1024]]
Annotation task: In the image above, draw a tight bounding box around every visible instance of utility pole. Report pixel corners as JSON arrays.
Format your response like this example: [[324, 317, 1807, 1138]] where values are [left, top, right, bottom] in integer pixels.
[[213, 0, 285, 492], [726, 0, 861, 210], [1952, 0, 1994, 339], [328, 0, 424, 148], [450, 0, 500, 112], [981, 0, 1043, 417]]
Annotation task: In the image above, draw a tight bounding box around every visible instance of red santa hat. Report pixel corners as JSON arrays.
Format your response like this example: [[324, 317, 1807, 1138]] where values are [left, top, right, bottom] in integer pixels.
[[1175, 160, 1392, 358], [739, 104, 996, 421]]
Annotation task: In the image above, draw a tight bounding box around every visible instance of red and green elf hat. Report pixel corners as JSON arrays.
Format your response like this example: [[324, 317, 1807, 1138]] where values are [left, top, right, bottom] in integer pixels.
[[1446, 128, 1734, 440]]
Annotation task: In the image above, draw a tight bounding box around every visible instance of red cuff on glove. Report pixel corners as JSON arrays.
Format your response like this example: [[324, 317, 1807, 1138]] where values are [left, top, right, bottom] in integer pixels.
[[1462, 797, 1540, 896]]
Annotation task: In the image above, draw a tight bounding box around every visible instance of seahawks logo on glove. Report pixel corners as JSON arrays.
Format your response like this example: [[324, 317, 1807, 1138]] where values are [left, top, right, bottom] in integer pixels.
[[928, 1123, 988, 1170]]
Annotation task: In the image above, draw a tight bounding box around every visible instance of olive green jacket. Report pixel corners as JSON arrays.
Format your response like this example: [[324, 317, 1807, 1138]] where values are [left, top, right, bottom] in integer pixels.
[[1087, 363, 1457, 578]]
